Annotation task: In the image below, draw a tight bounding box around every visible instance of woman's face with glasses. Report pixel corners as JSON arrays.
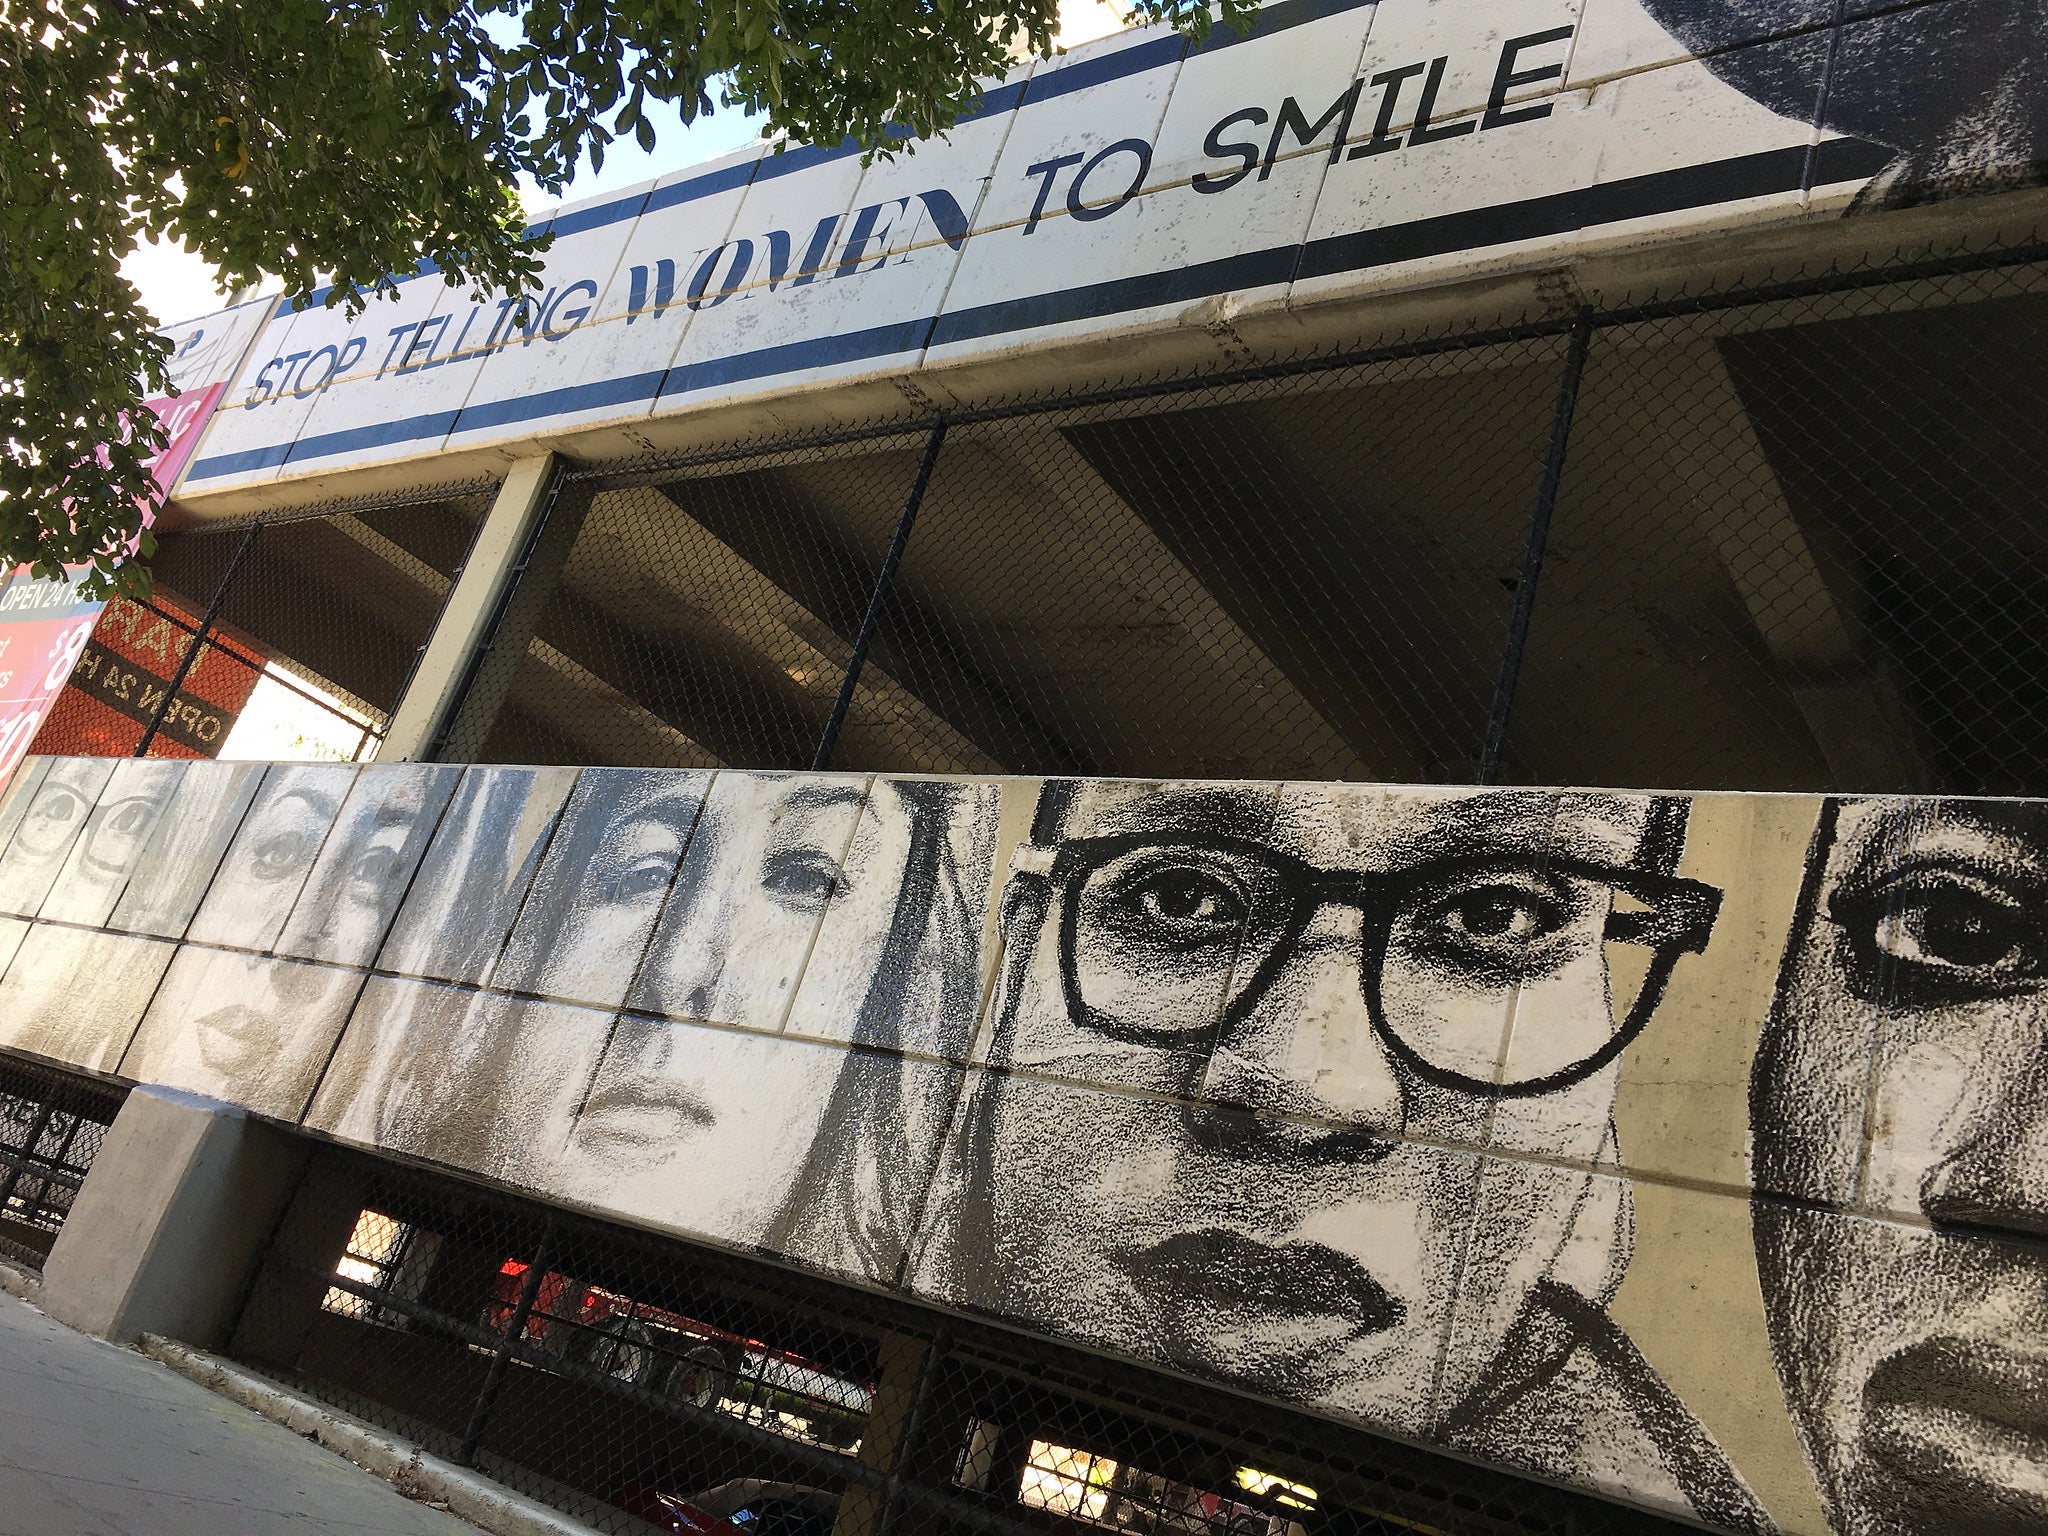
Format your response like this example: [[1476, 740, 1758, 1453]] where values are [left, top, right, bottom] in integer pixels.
[[976, 781, 1689, 1432]]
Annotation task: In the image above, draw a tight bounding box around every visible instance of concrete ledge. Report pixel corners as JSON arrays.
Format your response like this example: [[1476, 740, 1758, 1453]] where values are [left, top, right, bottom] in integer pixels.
[[0, 1256, 41, 1306], [138, 1334, 615, 1536]]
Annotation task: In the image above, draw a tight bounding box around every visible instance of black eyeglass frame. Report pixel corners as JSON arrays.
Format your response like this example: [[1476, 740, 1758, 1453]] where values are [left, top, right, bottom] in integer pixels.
[[1023, 831, 1723, 1098]]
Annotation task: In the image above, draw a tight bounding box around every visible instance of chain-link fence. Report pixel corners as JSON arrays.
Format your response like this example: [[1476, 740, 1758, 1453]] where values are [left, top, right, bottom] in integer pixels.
[[234, 1141, 1693, 1536], [442, 230, 2048, 797], [30, 481, 496, 765], [0, 1052, 127, 1270]]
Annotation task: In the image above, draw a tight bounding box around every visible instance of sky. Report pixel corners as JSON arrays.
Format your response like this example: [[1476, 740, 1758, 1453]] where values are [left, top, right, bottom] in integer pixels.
[[121, 0, 1130, 328], [121, 95, 768, 327]]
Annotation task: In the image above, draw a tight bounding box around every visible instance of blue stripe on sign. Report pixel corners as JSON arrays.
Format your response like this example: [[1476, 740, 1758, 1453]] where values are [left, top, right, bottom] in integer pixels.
[[279, 408, 465, 467], [1292, 143, 1815, 282], [186, 438, 296, 480], [548, 188, 654, 238], [187, 141, 1878, 482], [1020, 34, 1190, 106], [1190, 0, 1377, 54], [452, 368, 671, 434], [642, 155, 764, 214], [662, 316, 937, 397], [931, 245, 1303, 346]]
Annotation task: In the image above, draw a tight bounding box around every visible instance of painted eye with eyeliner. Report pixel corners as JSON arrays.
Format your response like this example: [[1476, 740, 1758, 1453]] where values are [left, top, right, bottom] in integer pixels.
[[1400, 870, 1586, 977], [760, 848, 839, 912], [1103, 862, 1248, 948], [1876, 875, 2035, 974], [251, 829, 315, 881], [17, 787, 84, 855], [1832, 867, 2046, 999], [347, 845, 405, 893], [611, 854, 676, 902]]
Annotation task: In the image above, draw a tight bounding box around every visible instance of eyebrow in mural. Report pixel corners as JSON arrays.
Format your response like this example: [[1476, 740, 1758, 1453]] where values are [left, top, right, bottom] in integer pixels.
[[1753, 796, 2048, 1536], [1641, 0, 2048, 209], [916, 779, 1774, 1533]]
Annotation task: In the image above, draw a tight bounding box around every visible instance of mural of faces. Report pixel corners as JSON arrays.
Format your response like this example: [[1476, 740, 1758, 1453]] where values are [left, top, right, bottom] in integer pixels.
[[928, 779, 1756, 1523], [1640, 0, 2048, 209], [22, 748, 2048, 1531], [300, 768, 993, 1284], [1755, 798, 2048, 1535]]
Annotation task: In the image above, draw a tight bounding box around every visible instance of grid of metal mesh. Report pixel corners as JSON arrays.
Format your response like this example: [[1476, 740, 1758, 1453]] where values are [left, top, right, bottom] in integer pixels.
[[447, 233, 2048, 796], [0, 1053, 127, 1269], [234, 1142, 1697, 1536], [29, 482, 496, 764]]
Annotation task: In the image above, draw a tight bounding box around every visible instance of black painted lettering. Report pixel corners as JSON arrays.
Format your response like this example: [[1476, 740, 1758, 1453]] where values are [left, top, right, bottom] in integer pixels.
[[1194, 106, 1269, 194], [915, 188, 973, 250], [833, 198, 908, 278], [1408, 56, 1476, 145], [1349, 62, 1427, 158], [1262, 80, 1364, 178], [1067, 139, 1151, 222], [687, 240, 755, 309], [1022, 153, 1084, 234], [1484, 26, 1574, 130]]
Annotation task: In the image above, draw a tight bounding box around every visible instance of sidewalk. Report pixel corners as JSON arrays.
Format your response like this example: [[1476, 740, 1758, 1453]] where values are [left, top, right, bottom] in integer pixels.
[[0, 1289, 477, 1536]]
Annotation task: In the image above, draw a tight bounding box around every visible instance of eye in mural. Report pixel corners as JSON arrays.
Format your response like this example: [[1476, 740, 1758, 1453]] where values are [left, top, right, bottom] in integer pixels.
[[270, 764, 460, 967], [184, 763, 355, 951], [1640, 0, 2048, 209], [1754, 798, 2048, 1536], [920, 779, 1771, 1533], [0, 757, 115, 917]]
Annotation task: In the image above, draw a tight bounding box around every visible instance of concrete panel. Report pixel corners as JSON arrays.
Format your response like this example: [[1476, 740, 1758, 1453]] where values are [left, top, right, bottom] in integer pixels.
[[376, 765, 581, 984], [623, 770, 873, 1031]]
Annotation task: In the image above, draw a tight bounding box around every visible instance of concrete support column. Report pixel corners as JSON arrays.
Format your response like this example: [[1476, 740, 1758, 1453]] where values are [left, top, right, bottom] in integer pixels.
[[832, 1330, 951, 1536], [40, 1086, 309, 1349], [1649, 343, 1931, 790], [380, 453, 559, 762]]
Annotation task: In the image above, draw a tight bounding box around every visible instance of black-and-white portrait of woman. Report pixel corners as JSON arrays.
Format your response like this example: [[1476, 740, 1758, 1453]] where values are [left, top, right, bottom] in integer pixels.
[[312, 767, 997, 1287], [1753, 797, 2048, 1535], [546, 773, 997, 1282], [1641, 0, 2048, 208], [914, 779, 1773, 1531]]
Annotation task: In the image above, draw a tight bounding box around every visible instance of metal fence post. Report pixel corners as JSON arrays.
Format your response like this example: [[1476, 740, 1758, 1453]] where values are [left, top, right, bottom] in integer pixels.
[[875, 1325, 951, 1536], [1478, 314, 1594, 784], [812, 421, 947, 772], [458, 1226, 553, 1467], [134, 518, 260, 757]]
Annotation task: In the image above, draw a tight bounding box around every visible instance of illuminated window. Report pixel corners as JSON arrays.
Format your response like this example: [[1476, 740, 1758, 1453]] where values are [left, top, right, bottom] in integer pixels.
[[219, 664, 380, 763], [1233, 1470, 1317, 1512], [1013, 1440, 1300, 1536], [323, 1208, 418, 1324], [1020, 1440, 1117, 1521]]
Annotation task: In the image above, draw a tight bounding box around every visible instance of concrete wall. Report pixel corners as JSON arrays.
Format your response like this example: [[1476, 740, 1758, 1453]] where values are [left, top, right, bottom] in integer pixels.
[[0, 754, 2040, 1533]]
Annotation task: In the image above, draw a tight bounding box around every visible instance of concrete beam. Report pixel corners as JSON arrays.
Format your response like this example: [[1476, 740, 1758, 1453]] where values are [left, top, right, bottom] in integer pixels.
[[1648, 342, 1931, 791], [381, 454, 558, 762]]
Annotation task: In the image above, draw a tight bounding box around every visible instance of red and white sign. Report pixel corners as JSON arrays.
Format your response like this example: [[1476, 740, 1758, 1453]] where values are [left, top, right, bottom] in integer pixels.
[[0, 383, 226, 782]]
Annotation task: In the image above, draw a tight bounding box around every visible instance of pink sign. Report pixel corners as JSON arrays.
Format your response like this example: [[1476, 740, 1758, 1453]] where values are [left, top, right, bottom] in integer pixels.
[[0, 383, 226, 780]]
